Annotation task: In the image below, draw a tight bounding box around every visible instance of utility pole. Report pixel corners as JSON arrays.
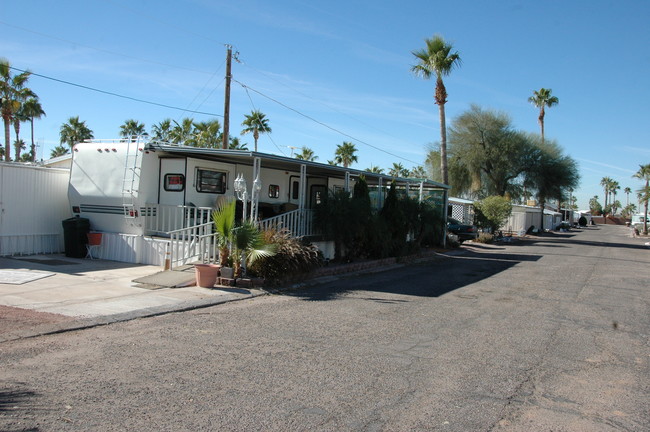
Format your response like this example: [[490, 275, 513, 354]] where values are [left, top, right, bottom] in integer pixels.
[[222, 45, 232, 149]]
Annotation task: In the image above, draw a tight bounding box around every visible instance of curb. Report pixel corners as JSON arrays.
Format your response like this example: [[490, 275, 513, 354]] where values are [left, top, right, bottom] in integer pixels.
[[1, 248, 456, 343]]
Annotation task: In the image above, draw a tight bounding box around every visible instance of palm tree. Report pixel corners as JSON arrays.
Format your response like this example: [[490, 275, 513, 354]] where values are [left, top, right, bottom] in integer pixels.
[[411, 35, 461, 185], [19, 97, 45, 161], [151, 119, 173, 142], [192, 119, 221, 148], [50, 145, 69, 158], [241, 110, 271, 152], [334, 141, 358, 168], [170, 118, 194, 144], [13, 139, 25, 162], [632, 164, 650, 235], [600, 176, 613, 219], [388, 162, 407, 178], [119, 119, 147, 142], [12, 108, 28, 161], [610, 180, 620, 213], [624, 187, 632, 207], [295, 146, 317, 161], [1, 59, 35, 161], [365, 165, 384, 174], [410, 165, 428, 178], [528, 88, 559, 144], [227, 136, 248, 150], [59, 116, 94, 148]]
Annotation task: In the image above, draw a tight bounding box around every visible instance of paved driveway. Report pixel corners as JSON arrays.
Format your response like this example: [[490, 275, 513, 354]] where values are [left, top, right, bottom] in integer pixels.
[[1, 225, 648, 431]]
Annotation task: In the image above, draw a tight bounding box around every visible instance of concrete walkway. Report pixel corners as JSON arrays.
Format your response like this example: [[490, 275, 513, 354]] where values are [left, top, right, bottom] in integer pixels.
[[0, 254, 263, 341]]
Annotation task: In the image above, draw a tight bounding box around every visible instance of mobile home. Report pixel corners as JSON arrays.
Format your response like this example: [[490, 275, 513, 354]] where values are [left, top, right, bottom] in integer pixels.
[[68, 140, 449, 266]]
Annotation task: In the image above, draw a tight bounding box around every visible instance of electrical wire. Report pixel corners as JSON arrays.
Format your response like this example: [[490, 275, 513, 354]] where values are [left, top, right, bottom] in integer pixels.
[[9, 66, 223, 118], [233, 79, 420, 165]]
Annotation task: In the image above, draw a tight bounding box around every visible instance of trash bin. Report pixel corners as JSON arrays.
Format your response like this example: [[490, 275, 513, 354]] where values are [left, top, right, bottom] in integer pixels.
[[62, 217, 90, 258]]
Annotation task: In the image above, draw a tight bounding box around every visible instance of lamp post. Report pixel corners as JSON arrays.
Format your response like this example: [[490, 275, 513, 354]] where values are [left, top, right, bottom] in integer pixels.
[[234, 173, 248, 220], [250, 173, 262, 223]]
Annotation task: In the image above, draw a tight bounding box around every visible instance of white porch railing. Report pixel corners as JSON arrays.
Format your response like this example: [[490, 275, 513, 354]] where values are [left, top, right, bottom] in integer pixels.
[[168, 221, 219, 269], [143, 204, 213, 235], [258, 209, 317, 237]]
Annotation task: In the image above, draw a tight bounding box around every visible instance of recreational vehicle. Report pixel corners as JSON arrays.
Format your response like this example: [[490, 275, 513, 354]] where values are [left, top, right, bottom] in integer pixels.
[[67, 139, 449, 267]]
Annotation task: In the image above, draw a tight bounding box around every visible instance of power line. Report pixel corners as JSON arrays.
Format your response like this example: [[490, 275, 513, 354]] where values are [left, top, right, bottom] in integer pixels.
[[233, 79, 420, 165], [10, 66, 223, 118]]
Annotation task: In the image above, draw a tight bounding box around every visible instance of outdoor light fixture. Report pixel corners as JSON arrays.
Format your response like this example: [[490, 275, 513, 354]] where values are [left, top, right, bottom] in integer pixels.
[[234, 173, 248, 220]]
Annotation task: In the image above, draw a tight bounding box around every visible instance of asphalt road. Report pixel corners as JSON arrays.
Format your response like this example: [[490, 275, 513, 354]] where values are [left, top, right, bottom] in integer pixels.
[[1, 225, 648, 431]]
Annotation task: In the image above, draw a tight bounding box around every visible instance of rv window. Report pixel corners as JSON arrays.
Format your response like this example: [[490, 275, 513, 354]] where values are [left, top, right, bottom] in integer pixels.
[[268, 184, 280, 198], [292, 181, 299, 200], [164, 174, 185, 191], [196, 169, 226, 194]]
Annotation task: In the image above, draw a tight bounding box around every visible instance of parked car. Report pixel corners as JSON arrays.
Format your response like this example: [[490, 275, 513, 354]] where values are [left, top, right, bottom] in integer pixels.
[[447, 217, 478, 243]]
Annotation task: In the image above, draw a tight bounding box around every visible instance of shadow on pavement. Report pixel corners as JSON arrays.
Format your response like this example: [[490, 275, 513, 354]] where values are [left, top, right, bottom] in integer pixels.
[[287, 249, 542, 301]]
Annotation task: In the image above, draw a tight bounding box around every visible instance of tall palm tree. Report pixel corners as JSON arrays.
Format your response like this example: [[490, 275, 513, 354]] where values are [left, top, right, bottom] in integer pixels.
[[600, 176, 613, 218], [624, 187, 632, 207], [241, 110, 271, 152], [119, 119, 147, 142], [12, 108, 28, 161], [334, 141, 358, 168], [610, 180, 620, 213], [388, 162, 406, 177], [528, 88, 559, 144], [411, 35, 461, 185], [295, 146, 317, 161], [1, 59, 35, 161], [632, 164, 650, 235], [19, 97, 45, 161], [410, 165, 428, 178], [151, 119, 172, 142], [60, 116, 94, 149]]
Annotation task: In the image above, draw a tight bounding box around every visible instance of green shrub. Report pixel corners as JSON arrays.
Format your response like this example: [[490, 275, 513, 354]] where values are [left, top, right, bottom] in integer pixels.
[[474, 196, 513, 232], [474, 232, 495, 244], [247, 229, 323, 284]]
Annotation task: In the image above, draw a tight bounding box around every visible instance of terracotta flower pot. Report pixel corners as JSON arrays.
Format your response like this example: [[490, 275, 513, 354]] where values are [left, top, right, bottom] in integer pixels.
[[194, 264, 220, 288]]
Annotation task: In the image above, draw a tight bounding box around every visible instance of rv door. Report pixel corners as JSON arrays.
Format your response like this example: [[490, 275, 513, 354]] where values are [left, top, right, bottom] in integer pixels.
[[159, 158, 187, 206]]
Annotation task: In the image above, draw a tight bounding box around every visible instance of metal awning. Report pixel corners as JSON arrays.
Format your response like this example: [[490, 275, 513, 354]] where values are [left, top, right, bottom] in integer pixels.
[[148, 142, 450, 190]]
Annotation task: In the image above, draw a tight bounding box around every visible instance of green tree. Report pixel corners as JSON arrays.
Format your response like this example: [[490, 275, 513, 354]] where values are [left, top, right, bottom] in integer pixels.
[[388, 162, 408, 177], [227, 136, 248, 150], [295, 146, 317, 161], [411, 35, 461, 185], [60, 116, 94, 148], [241, 110, 271, 152], [525, 139, 580, 233], [632, 164, 650, 235], [528, 88, 559, 144], [18, 97, 45, 161], [589, 196, 602, 215], [50, 145, 69, 158], [474, 196, 513, 233], [151, 119, 172, 142], [1, 59, 35, 161], [365, 165, 384, 174], [13, 139, 25, 162], [334, 141, 358, 168], [621, 203, 637, 219], [119, 119, 148, 142], [600, 176, 614, 219], [409, 165, 427, 178], [170, 118, 194, 144], [448, 105, 538, 198], [624, 186, 632, 207], [192, 119, 221, 148]]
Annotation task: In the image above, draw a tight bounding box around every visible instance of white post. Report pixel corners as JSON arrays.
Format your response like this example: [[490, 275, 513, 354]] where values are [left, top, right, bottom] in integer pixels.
[[344, 171, 350, 193], [299, 164, 306, 211], [419, 181, 424, 203], [250, 157, 262, 223]]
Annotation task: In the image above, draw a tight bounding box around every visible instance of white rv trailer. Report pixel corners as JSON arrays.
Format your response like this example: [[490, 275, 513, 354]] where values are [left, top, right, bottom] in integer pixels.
[[68, 139, 449, 266]]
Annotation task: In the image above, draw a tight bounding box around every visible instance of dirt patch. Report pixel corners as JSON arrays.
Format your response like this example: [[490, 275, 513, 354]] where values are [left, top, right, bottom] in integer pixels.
[[0, 305, 73, 337]]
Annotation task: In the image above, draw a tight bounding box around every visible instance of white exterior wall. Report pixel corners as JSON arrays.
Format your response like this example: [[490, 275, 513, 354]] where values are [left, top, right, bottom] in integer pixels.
[[501, 205, 543, 234], [0, 163, 71, 255]]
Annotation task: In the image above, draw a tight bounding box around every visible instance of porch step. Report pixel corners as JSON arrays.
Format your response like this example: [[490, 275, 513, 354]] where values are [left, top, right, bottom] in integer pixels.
[[132, 265, 196, 289]]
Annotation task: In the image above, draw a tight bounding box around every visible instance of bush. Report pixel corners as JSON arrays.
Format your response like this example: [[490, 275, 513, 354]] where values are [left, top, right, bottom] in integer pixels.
[[247, 229, 323, 284], [474, 196, 513, 232], [474, 232, 495, 244], [578, 216, 587, 227]]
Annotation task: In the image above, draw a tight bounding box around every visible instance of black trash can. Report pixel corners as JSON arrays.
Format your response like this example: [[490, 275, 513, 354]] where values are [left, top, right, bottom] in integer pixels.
[[62, 217, 90, 258]]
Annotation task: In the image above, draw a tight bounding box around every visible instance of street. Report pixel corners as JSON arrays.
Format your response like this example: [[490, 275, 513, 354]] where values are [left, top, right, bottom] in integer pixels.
[[1, 224, 649, 431]]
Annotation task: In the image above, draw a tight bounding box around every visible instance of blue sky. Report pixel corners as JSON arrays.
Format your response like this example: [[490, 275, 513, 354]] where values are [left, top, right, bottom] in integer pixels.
[[3, 0, 649, 209]]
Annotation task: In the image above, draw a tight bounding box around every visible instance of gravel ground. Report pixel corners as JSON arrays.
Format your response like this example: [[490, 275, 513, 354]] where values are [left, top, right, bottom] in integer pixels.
[[0, 306, 73, 337]]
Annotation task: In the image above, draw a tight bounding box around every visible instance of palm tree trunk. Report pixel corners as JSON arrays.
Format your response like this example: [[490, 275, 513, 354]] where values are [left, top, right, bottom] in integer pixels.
[[4, 119, 11, 161], [539, 201, 545, 234], [13, 120, 21, 161], [254, 128, 259, 152], [439, 103, 448, 184], [30, 119, 35, 161], [539, 107, 545, 144], [644, 180, 649, 235]]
